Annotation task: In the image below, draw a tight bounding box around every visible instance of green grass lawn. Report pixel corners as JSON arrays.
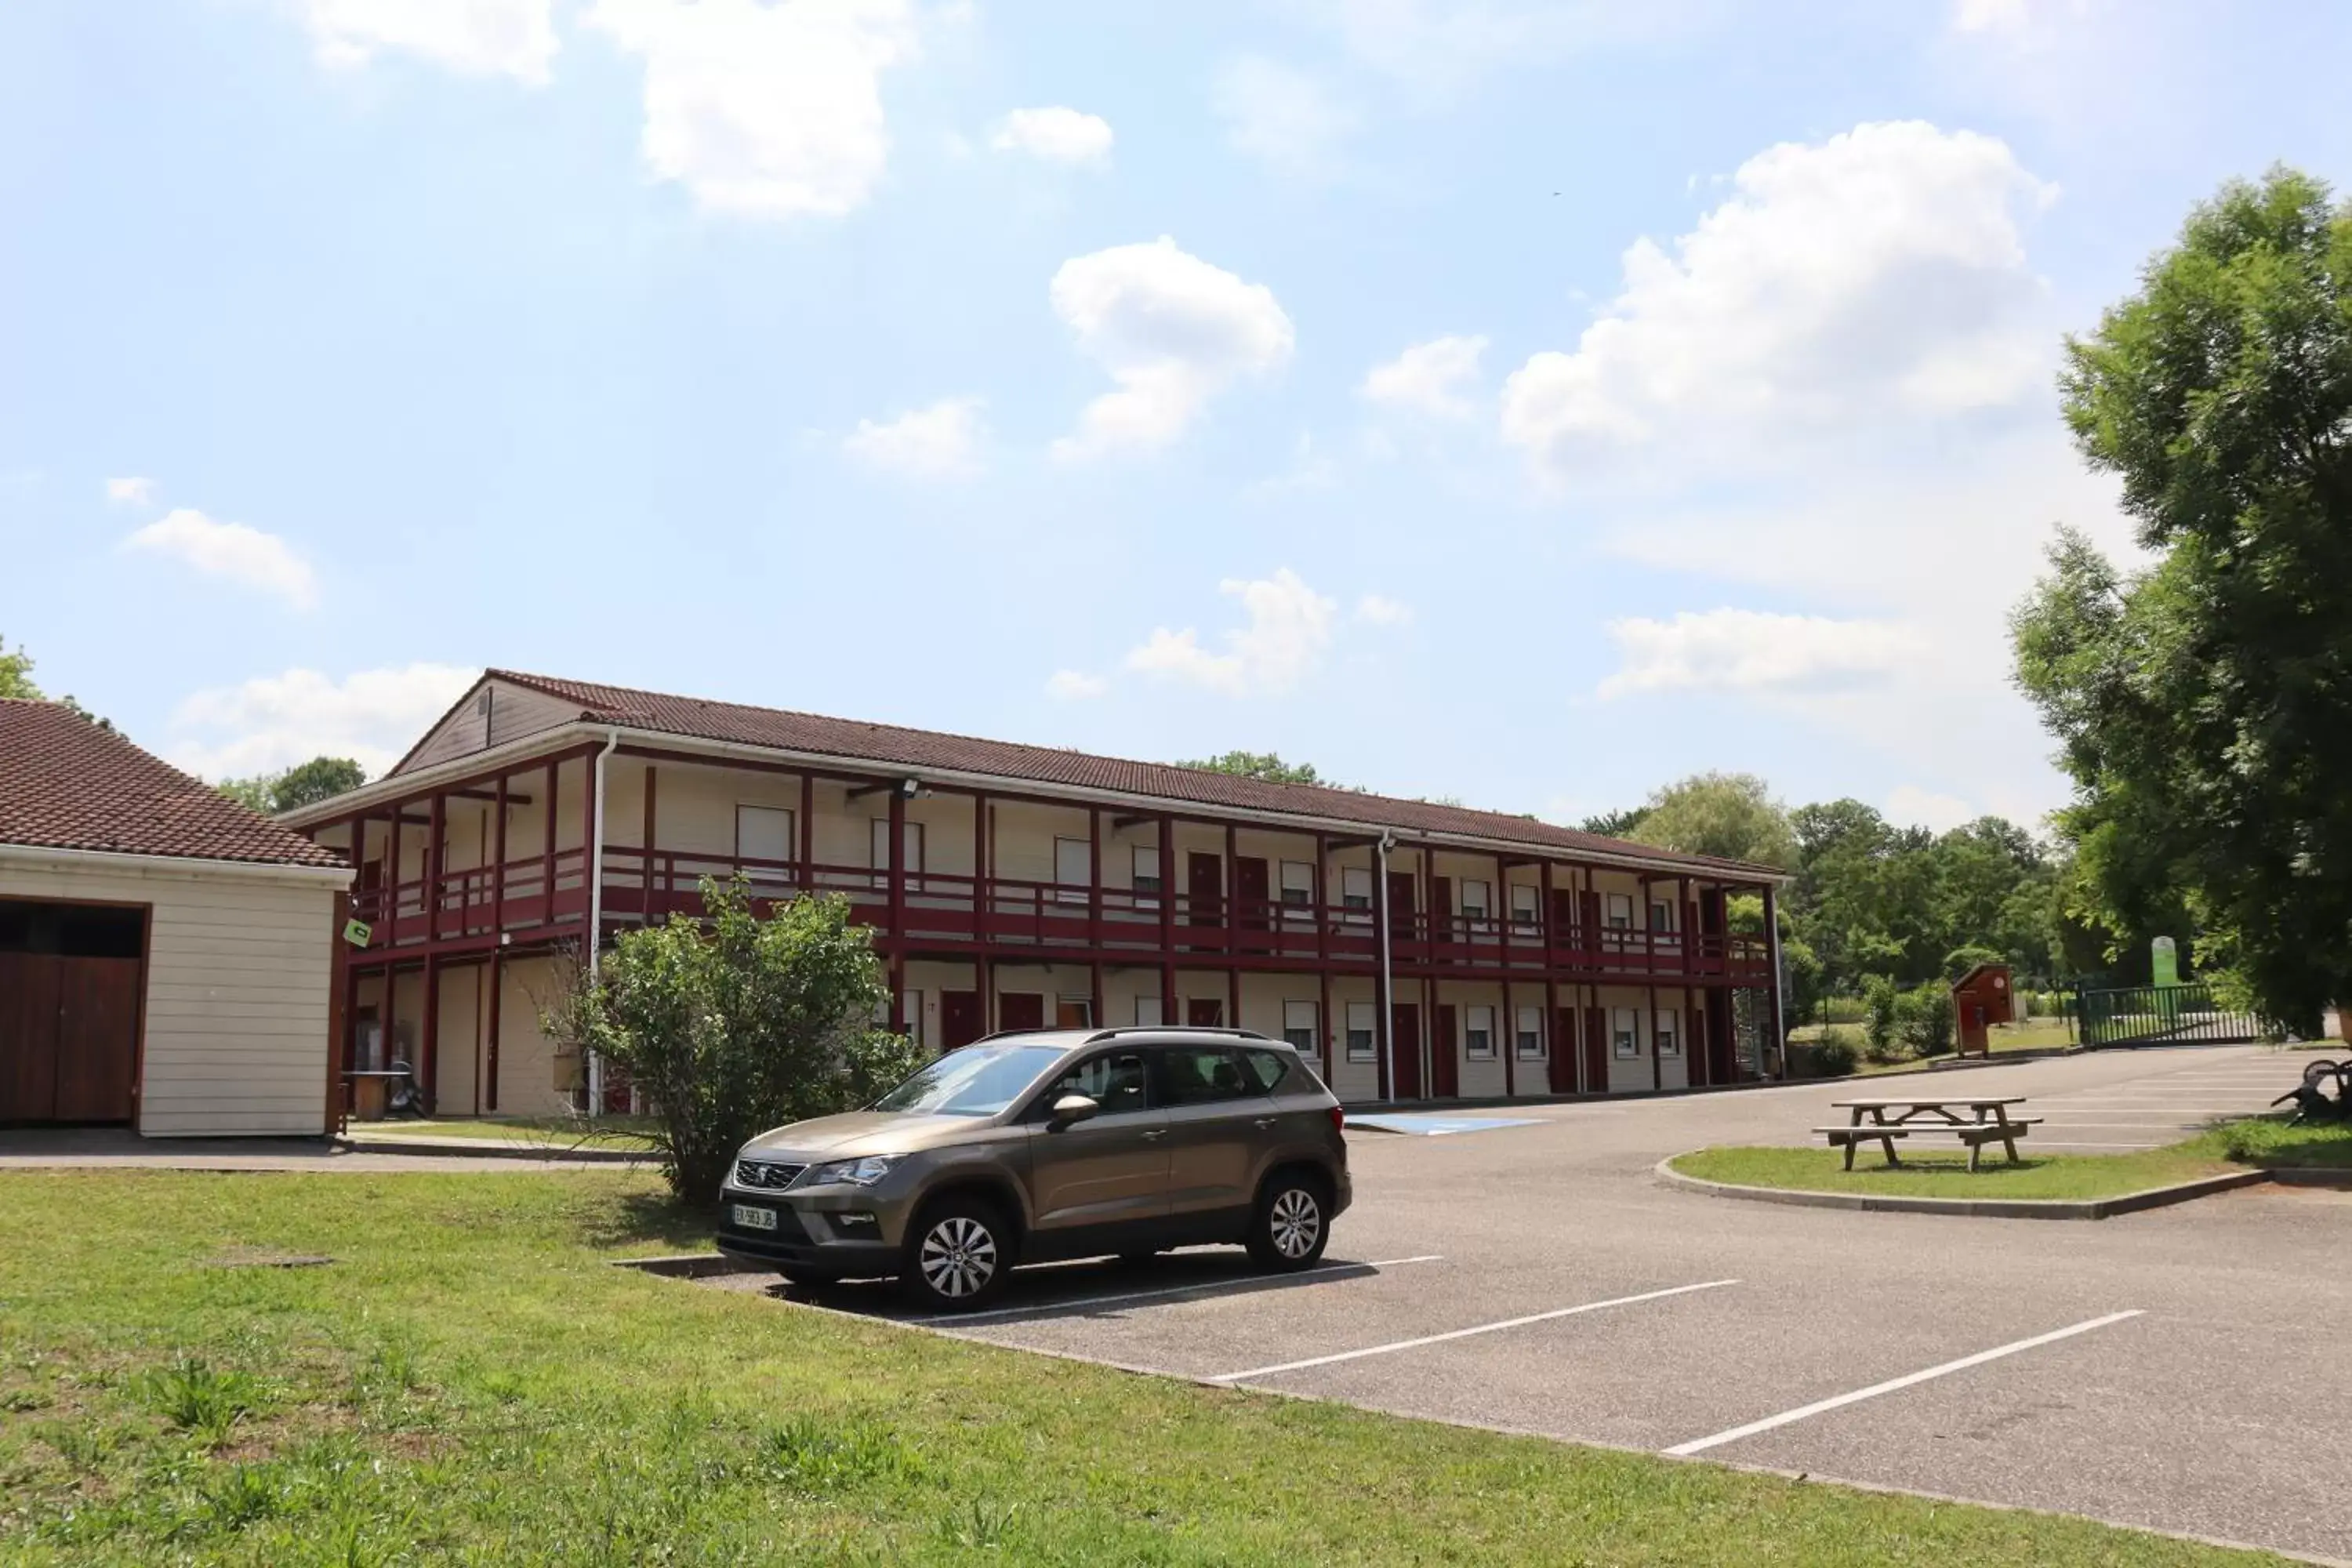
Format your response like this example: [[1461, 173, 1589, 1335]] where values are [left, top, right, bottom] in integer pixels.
[[0, 1173, 2291, 1566], [1672, 1117, 2352, 1200]]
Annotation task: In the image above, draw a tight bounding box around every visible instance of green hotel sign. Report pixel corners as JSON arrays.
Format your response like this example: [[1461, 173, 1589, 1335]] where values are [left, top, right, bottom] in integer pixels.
[[2151, 935, 2180, 989]]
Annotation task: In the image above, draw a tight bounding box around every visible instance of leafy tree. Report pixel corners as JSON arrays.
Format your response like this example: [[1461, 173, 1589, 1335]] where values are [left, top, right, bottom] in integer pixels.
[[1624, 771, 1796, 868], [1579, 806, 1650, 839], [219, 757, 368, 815], [544, 878, 924, 1201], [0, 633, 37, 699], [1175, 750, 1344, 786], [2013, 166, 2352, 1033]]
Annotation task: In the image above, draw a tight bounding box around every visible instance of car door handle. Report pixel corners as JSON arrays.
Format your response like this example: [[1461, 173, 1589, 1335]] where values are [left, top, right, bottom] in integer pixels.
[[1140, 1129, 1166, 1141], [1254, 1116, 1278, 1128]]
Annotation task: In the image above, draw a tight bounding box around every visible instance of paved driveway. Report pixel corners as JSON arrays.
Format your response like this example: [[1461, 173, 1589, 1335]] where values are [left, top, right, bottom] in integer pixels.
[[714, 1044, 2351, 1564]]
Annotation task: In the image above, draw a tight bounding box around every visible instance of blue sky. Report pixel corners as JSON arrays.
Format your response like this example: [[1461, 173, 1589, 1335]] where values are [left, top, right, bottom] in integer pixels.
[[5, 0, 2349, 830]]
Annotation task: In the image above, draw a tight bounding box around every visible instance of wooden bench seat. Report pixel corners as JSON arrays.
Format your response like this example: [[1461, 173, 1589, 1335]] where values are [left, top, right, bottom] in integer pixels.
[[1813, 1117, 2042, 1170]]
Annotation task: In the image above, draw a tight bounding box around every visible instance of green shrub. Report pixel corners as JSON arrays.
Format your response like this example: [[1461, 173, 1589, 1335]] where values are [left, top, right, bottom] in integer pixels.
[[1795, 1032, 1857, 1077], [1896, 982, 1955, 1057]]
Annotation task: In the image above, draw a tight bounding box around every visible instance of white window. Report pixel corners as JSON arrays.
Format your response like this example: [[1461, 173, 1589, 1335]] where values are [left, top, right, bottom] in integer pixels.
[[1054, 837, 1091, 906], [1605, 892, 1635, 930], [1656, 1009, 1682, 1057], [1132, 844, 1163, 897], [1279, 860, 1314, 907], [1341, 867, 1374, 911], [869, 818, 924, 886], [1133, 995, 1163, 1026], [1460, 880, 1490, 921], [1511, 884, 1541, 933], [1613, 1007, 1641, 1058], [1465, 1004, 1495, 1059], [1345, 1001, 1377, 1061], [735, 805, 796, 891], [903, 990, 924, 1047], [1650, 898, 1678, 934], [1283, 1000, 1318, 1055], [1515, 1005, 1544, 1060]]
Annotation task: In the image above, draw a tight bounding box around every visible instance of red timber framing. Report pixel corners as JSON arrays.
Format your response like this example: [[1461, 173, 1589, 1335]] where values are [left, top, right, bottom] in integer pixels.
[[301, 733, 1785, 1109]]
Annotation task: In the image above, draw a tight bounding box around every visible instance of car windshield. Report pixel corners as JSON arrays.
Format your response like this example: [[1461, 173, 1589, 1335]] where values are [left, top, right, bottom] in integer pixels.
[[871, 1042, 1069, 1116]]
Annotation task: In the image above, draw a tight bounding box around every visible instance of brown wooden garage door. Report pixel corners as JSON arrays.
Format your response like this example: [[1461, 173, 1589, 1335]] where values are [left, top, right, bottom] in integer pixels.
[[0, 902, 146, 1124]]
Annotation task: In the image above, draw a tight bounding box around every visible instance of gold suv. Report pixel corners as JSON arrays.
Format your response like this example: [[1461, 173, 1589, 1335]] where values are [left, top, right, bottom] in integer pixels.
[[716, 1027, 1352, 1311]]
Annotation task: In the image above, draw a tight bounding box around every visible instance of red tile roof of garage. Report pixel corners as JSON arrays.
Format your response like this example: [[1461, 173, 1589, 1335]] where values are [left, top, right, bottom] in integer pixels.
[[0, 700, 347, 868], [449, 670, 1781, 879]]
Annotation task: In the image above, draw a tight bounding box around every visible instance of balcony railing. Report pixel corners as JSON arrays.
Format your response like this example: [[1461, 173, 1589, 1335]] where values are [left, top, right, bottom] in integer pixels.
[[344, 847, 1769, 982]]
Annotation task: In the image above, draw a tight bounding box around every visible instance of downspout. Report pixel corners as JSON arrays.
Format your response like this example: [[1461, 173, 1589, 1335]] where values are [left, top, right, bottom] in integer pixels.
[[1375, 831, 1396, 1104], [585, 728, 619, 1116]]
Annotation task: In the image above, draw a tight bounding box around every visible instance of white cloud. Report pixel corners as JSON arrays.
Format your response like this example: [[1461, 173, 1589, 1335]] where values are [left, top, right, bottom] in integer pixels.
[[1050, 238, 1295, 460], [1212, 56, 1357, 176], [1360, 334, 1488, 418], [1355, 593, 1414, 626], [103, 476, 155, 506], [583, 0, 920, 220], [1501, 121, 2057, 477], [1289, 1, 1690, 98], [1596, 609, 1927, 699], [166, 663, 480, 779], [1246, 433, 1340, 499], [842, 396, 986, 480], [990, 107, 1113, 167], [1951, 0, 2032, 30], [122, 509, 319, 610], [1044, 670, 1109, 701], [293, 0, 557, 83], [1123, 569, 1337, 697], [1887, 783, 1979, 834]]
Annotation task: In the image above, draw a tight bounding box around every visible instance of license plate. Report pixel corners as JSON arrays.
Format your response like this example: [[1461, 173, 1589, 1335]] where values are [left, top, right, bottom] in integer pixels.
[[731, 1204, 779, 1232]]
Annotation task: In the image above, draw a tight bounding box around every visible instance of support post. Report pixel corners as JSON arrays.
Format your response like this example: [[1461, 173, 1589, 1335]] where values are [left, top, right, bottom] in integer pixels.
[[887, 787, 907, 1035], [1158, 813, 1177, 1025], [1091, 960, 1103, 1033], [1228, 966, 1240, 1033], [541, 760, 557, 926], [800, 773, 815, 890], [421, 953, 440, 1109], [641, 764, 658, 920], [1088, 806, 1102, 950], [485, 949, 503, 1112], [1763, 882, 1786, 1080], [1373, 833, 1395, 1102], [426, 793, 445, 942], [1313, 832, 1329, 966], [1224, 821, 1238, 957], [1318, 964, 1333, 1083], [385, 811, 401, 938], [972, 791, 988, 938], [584, 735, 614, 1116], [1648, 981, 1661, 1093], [1501, 976, 1515, 1098], [492, 774, 508, 933]]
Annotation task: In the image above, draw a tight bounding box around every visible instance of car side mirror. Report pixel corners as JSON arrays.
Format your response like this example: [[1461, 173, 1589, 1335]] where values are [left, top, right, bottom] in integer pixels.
[[1049, 1094, 1099, 1127]]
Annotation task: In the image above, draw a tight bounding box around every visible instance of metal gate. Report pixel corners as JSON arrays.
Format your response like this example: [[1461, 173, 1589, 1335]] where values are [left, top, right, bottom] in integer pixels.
[[2073, 982, 2262, 1048]]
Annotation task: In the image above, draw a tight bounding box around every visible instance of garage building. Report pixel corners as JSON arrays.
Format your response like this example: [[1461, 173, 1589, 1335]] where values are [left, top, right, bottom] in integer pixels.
[[1, 700, 352, 1134]]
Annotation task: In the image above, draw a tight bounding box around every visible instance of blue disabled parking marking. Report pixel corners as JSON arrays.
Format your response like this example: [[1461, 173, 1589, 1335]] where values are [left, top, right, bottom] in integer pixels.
[[1345, 1114, 1544, 1137]]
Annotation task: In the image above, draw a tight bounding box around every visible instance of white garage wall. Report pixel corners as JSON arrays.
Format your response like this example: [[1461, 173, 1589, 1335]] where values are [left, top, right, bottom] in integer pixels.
[[0, 848, 349, 1137]]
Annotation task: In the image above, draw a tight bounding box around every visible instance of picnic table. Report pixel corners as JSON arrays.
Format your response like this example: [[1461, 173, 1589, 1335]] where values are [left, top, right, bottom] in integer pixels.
[[1817, 1097, 2042, 1171]]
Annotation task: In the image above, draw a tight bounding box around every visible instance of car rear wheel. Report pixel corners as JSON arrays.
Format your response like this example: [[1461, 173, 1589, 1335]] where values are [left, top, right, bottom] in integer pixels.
[[1246, 1171, 1330, 1270], [902, 1199, 1013, 1311]]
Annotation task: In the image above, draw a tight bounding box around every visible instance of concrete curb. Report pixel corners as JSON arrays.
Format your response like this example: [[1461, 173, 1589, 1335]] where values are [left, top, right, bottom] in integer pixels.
[[1653, 1156, 2276, 1220], [332, 1134, 652, 1164]]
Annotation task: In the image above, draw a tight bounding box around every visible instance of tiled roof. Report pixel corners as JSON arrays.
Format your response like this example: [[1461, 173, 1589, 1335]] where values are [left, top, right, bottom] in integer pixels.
[[0, 701, 348, 869], [463, 670, 1780, 880]]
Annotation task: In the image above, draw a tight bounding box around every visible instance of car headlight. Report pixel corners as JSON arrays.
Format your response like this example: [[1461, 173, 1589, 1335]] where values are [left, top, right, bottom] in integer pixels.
[[806, 1155, 900, 1188]]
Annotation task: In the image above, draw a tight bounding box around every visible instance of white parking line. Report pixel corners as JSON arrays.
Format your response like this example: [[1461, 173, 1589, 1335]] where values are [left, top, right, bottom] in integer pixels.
[[1663, 1310, 2143, 1457], [1206, 1278, 1740, 1384], [923, 1254, 1446, 1326]]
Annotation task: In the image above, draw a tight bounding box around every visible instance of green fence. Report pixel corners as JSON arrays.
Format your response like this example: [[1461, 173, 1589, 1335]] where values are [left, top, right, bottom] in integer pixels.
[[2073, 982, 2262, 1048]]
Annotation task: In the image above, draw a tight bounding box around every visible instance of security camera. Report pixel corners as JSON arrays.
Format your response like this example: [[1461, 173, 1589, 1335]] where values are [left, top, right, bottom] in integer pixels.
[[899, 777, 921, 798]]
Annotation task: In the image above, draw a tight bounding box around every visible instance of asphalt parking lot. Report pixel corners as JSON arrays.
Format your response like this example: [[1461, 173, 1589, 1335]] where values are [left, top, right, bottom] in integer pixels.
[[707, 1045, 2351, 1564]]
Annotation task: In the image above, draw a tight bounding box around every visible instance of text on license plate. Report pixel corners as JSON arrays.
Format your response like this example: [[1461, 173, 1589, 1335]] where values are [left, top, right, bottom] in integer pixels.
[[731, 1204, 779, 1232]]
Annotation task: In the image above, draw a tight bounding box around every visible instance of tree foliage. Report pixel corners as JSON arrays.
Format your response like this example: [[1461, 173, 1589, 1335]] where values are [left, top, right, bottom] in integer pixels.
[[1625, 772, 1796, 868], [1578, 806, 1650, 839], [217, 757, 368, 815], [1176, 751, 1336, 786], [544, 879, 924, 1201], [2013, 166, 2352, 1033], [0, 634, 37, 700]]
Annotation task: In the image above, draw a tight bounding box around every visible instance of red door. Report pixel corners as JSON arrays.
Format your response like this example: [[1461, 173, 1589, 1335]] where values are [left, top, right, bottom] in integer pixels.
[[0, 949, 141, 1124], [1583, 1005, 1609, 1094], [998, 992, 1044, 1032], [1389, 1004, 1421, 1099], [1550, 889, 1577, 950], [1187, 853, 1224, 927], [1431, 1004, 1459, 1098], [1430, 877, 1454, 949], [941, 990, 983, 1048], [0, 953, 60, 1121], [1186, 997, 1224, 1027], [1551, 1007, 1579, 1092], [1386, 872, 1417, 941], [1235, 857, 1270, 932]]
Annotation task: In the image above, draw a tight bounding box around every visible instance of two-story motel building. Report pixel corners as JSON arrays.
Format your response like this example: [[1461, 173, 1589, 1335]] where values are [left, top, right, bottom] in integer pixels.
[[284, 671, 1790, 1116]]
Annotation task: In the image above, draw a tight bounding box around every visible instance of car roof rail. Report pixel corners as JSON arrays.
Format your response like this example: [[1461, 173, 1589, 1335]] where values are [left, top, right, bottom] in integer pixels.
[[1081, 1025, 1277, 1044]]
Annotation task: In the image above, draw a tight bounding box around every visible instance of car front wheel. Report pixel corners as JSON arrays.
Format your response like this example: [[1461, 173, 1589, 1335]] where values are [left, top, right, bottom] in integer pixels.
[[902, 1199, 1013, 1311], [1246, 1172, 1330, 1270]]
